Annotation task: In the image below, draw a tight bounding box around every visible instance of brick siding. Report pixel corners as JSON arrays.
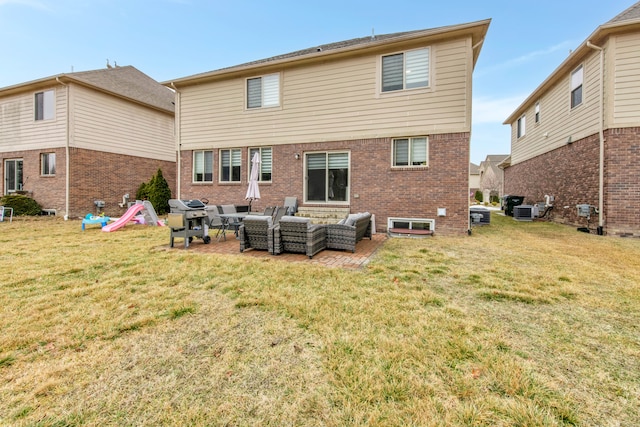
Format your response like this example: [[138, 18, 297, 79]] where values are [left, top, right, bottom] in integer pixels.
[[503, 128, 640, 237], [2, 148, 176, 219], [180, 133, 471, 235]]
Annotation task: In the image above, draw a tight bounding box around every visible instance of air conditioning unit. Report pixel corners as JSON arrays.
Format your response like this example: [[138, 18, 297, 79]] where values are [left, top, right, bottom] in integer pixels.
[[513, 205, 535, 221]]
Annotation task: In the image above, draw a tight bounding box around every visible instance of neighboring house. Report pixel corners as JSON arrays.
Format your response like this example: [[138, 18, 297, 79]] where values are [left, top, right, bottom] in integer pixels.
[[469, 162, 480, 200], [503, 1, 640, 237], [166, 19, 490, 235], [478, 154, 509, 202], [0, 65, 176, 219]]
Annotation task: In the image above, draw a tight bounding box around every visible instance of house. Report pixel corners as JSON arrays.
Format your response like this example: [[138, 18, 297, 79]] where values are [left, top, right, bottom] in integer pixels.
[[503, 2, 640, 237], [166, 20, 490, 235], [0, 65, 176, 219], [469, 162, 480, 200], [477, 154, 509, 203]]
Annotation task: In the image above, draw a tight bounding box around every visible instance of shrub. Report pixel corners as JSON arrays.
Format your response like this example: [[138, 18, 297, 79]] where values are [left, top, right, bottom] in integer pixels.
[[474, 190, 483, 203], [136, 169, 172, 215], [0, 194, 42, 216]]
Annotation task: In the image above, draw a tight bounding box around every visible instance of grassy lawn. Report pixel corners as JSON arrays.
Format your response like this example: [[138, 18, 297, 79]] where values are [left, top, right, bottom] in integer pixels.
[[1, 214, 638, 426]]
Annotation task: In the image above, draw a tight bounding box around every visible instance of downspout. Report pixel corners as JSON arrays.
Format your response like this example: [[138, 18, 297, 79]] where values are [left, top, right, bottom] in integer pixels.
[[170, 82, 181, 199], [586, 41, 604, 235], [56, 77, 70, 220]]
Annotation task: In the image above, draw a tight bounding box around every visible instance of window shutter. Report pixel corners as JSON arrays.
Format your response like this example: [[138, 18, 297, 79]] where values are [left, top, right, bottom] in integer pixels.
[[405, 48, 429, 89], [247, 78, 262, 108], [262, 74, 279, 107], [382, 54, 404, 92]]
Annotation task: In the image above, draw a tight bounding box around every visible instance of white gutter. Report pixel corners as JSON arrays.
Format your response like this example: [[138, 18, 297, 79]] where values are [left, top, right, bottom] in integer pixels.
[[56, 77, 70, 220], [169, 82, 181, 199], [586, 41, 604, 233]]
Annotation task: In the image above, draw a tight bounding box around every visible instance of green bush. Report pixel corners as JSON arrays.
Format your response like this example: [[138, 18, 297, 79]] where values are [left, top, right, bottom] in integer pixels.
[[136, 169, 172, 215], [0, 194, 42, 216], [474, 190, 483, 203]]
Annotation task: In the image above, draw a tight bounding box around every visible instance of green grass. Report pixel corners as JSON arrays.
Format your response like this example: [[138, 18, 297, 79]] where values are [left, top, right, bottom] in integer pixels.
[[0, 214, 639, 426]]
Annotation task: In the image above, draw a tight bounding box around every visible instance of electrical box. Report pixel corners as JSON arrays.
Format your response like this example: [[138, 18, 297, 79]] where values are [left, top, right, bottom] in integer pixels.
[[576, 204, 591, 217]]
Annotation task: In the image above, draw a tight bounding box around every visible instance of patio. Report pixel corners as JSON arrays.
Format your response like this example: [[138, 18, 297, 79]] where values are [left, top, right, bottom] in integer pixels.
[[166, 231, 387, 269]]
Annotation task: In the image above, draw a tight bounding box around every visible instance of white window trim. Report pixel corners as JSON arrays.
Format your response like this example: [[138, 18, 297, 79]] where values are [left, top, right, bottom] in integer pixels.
[[570, 65, 584, 109], [34, 89, 55, 121], [517, 115, 526, 139], [303, 150, 351, 205], [192, 150, 213, 183], [219, 148, 242, 183], [380, 47, 431, 94], [391, 136, 429, 168], [41, 152, 56, 176], [246, 73, 281, 110]]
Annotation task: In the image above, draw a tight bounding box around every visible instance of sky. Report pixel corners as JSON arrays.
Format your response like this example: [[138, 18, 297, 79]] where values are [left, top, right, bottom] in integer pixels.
[[0, 0, 636, 164]]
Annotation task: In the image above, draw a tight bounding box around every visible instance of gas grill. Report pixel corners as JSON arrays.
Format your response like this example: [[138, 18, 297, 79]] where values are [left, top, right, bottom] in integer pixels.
[[168, 199, 211, 247]]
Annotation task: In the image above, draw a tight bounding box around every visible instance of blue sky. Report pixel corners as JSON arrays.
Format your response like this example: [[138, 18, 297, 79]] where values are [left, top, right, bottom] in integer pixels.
[[0, 0, 636, 163]]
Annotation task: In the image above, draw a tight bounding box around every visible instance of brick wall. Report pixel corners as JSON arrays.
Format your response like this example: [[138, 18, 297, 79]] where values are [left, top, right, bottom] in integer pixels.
[[180, 133, 471, 235], [605, 127, 640, 237], [503, 128, 640, 237], [69, 148, 176, 218]]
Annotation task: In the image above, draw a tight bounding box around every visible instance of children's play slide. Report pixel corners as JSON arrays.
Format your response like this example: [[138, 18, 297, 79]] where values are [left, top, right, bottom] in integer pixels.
[[101, 204, 145, 232]]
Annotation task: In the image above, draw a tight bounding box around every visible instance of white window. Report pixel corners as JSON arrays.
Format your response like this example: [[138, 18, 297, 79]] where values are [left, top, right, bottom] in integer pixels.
[[248, 147, 272, 182], [517, 115, 526, 138], [571, 65, 583, 108], [220, 148, 241, 182], [247, 74, 280, 109], [41, 153, 56, 176], [382, 48, 429, 92], [193, 150, 213, 182], [35, 90, 55, 121], [535, 102, 540, 124], [392, 137, 428, 167]]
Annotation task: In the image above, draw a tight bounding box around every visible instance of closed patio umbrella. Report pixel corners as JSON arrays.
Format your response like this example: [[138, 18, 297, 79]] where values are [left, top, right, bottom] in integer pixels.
[[245, 152, 261, 211]]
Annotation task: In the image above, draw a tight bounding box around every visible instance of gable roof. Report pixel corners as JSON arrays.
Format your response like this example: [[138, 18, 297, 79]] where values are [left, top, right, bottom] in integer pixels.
[[167, 19, 490, 87], [504, 1, 640, 124], [0, 66, 174, 114]]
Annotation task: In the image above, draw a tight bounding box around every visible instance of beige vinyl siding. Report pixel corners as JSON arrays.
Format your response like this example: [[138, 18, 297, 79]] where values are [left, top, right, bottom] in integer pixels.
[[72, 85, 175, 161], [612, 32, 640, 127], [0, 86, 66, 152], [179, 37, 471, 151], [510, 50, 601, 165]]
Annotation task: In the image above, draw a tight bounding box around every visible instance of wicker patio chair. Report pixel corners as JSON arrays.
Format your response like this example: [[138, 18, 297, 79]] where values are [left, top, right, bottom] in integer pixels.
[[273, 216, 326, 259], [239, 215, 276, 253], [325, 212, 372, 253]]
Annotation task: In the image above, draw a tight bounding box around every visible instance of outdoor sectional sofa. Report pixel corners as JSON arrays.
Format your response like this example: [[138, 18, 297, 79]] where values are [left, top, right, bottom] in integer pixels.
[[272, 216, 326, 259], [325, 212, 372, 253]]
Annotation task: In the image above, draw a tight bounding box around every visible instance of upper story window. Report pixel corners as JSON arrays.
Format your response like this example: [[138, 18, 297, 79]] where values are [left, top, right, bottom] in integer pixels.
[[35, 90, 55, 121], [571, 65, 583, 109], [193, 150, 213, 182], [392, 137, 428, 167], [248, 147, 272, 182], [220, 148, 241, 182], [517, 115, 526, 138], [247, 74, 280, 109], [382, 48, 430, 92], [41, 153, 56, 176], [535, 102, 540, 124]]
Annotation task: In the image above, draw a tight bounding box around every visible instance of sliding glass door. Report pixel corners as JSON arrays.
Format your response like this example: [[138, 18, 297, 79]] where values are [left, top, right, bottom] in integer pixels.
[[305, 151, 349, 203]]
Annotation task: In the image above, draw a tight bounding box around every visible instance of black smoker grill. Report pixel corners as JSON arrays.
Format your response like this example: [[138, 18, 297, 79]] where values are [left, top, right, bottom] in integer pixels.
[[168, 199, 210, 248]]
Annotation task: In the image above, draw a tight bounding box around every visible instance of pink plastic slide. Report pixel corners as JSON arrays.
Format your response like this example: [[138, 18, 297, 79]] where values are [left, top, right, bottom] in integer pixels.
[[101, 204, 145, 232]]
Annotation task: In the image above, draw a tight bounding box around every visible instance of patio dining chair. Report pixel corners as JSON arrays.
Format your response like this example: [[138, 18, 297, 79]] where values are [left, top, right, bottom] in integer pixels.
[[220, 204, 242, 237]]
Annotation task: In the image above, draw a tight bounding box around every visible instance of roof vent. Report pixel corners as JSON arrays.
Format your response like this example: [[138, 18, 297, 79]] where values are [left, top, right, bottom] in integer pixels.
[[316, 47, 322, 52]]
